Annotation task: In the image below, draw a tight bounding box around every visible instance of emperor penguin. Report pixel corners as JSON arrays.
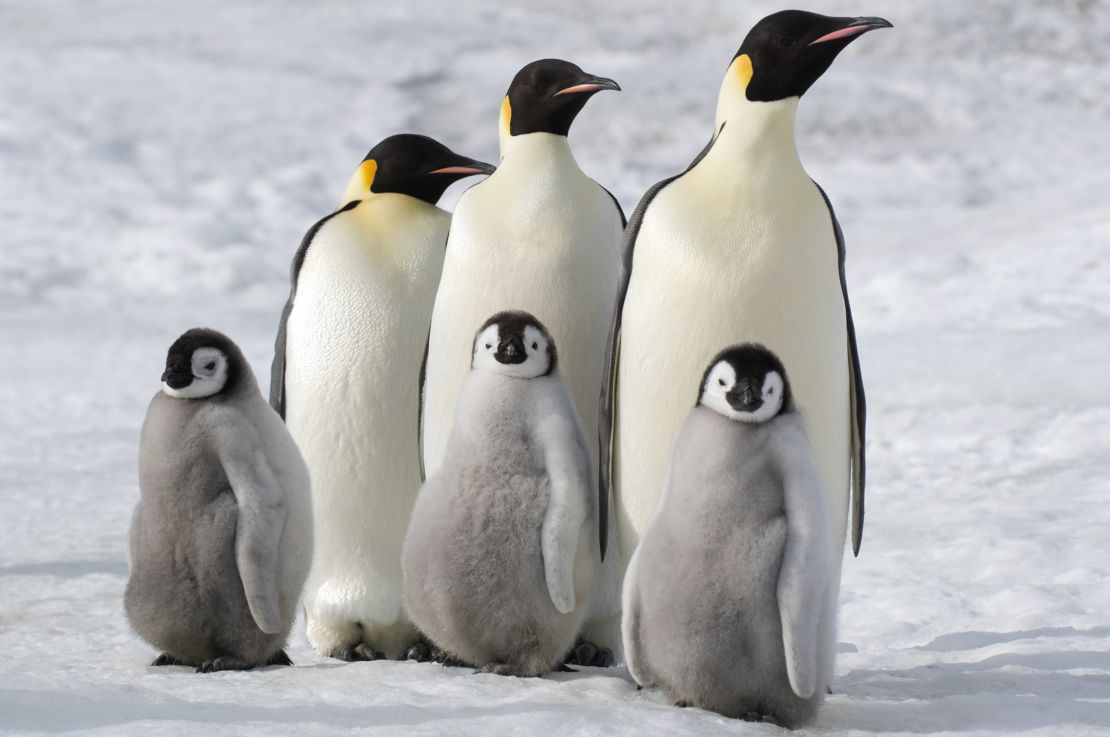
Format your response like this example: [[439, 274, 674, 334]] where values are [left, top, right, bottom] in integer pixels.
[[421, 59, 624, 660], [623, 345, 834, 727], [603, 11, 891, 598], [270, 134, 494, 661], [126, 328, 313, 672], [404, 312, 598, 677]]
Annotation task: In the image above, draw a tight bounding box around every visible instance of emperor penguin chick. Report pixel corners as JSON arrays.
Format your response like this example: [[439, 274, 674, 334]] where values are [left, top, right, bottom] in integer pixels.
[[271, 134, 494, 661], [403, 312, 598, 676], [622, 345, 835, 727], [126, 328, 313, 672]]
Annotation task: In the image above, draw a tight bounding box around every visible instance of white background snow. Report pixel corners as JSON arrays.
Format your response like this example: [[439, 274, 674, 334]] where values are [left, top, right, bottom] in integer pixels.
[[2, 0, 1109, 734]]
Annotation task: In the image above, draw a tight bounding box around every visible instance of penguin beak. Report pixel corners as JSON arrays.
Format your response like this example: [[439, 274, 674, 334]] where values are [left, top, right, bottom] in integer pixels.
[[494, 335, 528, 365], [161, 367, 193, 389], [809, 17, 893, 46], [429, 157, 497, 177], [726, 382, 763, 412], [554, 74, 622, 97]]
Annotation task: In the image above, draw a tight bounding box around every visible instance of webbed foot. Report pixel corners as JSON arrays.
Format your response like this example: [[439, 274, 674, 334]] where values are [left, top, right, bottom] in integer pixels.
[[403, 640, 445, 663], [474, 662, 524, 677], [151, 653, 182, 667], [266, 649, 293, 667], [197, 655, 253, 673], [330, 643, 385, 662], [564, 640, 614, 668]]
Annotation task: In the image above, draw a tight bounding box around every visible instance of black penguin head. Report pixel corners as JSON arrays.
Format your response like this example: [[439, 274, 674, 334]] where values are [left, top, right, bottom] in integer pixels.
[[698, 344, 793, 423], [160, 328, 247, 400], [503, 59, 620, 137], [356, 134, 495, 205], [472, 311, 557, 379], [733, 10, 892, 102]]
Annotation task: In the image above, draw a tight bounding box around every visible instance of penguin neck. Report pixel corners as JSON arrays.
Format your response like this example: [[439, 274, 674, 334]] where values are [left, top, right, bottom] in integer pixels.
[[709, 59, 804, 177], [497, 131, 579, 173]]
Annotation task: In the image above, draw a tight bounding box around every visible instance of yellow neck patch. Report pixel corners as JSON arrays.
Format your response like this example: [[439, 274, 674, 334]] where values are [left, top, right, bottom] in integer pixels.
[[735, 54, 754, 91], [499, 96, 512, 139], [340, 158, 378, 205]]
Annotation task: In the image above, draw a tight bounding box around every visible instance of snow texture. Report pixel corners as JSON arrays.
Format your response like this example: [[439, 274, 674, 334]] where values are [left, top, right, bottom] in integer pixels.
[[2, 0, 1109, 734]]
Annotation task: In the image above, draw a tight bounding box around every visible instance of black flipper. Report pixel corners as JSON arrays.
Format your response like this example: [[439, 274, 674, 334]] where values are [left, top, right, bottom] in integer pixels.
[[269, 199, 363, 419], [812, 181, 867, 556], [596, 124, 723, 560], [416, 325, 432, 483], [600, 185, 627, 229]]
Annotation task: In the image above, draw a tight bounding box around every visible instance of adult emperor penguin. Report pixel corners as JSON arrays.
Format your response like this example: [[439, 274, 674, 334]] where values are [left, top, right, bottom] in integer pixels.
[[404, 312, 598, 676], [421, 59, 625, 660], [623, 346, 834, 727], [603, 11, 890, 590], [270, 134, 494, 661], [127, 328, 313, 672]]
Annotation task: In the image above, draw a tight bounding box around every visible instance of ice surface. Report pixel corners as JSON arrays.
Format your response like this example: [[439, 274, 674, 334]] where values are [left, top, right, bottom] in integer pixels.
[[2, 0, 1109, 735]]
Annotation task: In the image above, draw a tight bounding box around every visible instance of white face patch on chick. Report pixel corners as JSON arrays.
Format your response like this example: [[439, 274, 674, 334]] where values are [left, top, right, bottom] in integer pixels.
[[700, 360, 784, 423], [162, 347, 229, 399], [472, 322, 553, 379]]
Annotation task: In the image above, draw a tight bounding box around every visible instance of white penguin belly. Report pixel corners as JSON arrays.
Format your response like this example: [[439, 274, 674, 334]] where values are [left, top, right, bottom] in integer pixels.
[[615, 173, 850, 568], [285, 197, 447, 631], [422, 157, 621, 478]]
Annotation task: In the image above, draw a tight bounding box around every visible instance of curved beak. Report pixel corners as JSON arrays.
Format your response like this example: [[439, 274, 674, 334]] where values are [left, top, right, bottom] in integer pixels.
[[809, 16, 893, 46], [429, 157, 497, 177], [554, 74, 621, 97]]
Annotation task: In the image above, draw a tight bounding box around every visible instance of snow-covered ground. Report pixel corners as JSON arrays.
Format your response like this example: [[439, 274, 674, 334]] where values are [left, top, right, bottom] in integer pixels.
[[2, 0, 1109, 734]]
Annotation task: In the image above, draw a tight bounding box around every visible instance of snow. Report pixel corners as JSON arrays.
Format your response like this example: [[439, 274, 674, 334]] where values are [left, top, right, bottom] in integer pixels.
[[2, 0, 1110, 734]]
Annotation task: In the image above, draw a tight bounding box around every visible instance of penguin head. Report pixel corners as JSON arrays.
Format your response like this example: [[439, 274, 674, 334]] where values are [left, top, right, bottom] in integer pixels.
[[472, 311, 557, 379], [502, 59, 620, 138], [345, 134, 495, 205], [698, 344, 793, 423], [160, 328, 246, 400], [731, 10, 892, 102]]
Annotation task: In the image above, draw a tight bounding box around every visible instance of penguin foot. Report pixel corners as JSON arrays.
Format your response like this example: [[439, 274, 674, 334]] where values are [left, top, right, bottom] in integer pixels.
[[740, 711, 776, 723], [266, 649, 293, 667], [675, 700, 691, 708], [474, 663, 523, 677], [404, 641, 445, 663], [440, 654, 467, 668], [196, 655, 254, 673], [151, 653, 182, 667], [564, 640, 614, 668], [330, 643, 385, 662]]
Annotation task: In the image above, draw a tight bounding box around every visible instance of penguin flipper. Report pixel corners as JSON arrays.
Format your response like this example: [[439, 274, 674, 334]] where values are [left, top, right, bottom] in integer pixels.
[[212, 410, 289, 635], [416, 328, 431, 483], [811, 181, 867, 556], [535, 397, 593, 614], [269, 199, 363, 419], [597, 125, 724, 559], [774, 417, 832, 700]]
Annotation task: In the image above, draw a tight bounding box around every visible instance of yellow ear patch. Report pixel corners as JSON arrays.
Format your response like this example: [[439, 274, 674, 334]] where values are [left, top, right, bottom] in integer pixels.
[[339, 158, 378, 205], [358, 159, 378, 191], [500, 96, 512, 138], [735, 54, 754, 90]]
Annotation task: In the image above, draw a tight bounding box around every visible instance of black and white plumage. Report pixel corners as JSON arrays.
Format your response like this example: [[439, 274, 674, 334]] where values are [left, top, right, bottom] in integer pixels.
[[403, 312, 598, 676], [126, 328, 313, 672], [622, 345, 834, 727], [603, 11, 889, 615], [269, 135, 494, 662]]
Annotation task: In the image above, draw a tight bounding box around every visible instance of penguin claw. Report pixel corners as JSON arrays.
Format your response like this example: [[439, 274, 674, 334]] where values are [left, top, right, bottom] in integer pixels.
[[196, 655, 253, 673], [564, 640, 614, 668], [474, 663, 523, 677], [403, 641, 441, 663], [266, 649, 293, 667], [675, 700, 691, 708], [151, 653, 182, 667], [329, 643, 385, 662]]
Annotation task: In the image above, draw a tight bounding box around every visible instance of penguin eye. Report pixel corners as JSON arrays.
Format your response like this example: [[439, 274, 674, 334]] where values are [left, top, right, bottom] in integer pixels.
[[205, 362, 216, 371], [718, 379, 726, 387], [768, 387, 775, 395], [776, 35, 797, 48], [531, 342, 538, 350], [485, 343, 492, 349]]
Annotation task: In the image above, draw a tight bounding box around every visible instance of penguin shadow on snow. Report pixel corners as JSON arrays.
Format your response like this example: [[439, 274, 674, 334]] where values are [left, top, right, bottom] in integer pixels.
[[823, 628, 1110, 733]]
